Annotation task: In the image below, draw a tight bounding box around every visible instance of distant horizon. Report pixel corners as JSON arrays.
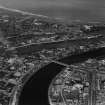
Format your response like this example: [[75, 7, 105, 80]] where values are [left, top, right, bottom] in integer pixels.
[[0, 0, 105, 23]]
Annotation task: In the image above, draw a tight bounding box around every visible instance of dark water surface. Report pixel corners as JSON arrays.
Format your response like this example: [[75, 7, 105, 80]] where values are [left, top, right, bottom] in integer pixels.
[[59, 47, 105, 65], [19, 63, 65, 105]]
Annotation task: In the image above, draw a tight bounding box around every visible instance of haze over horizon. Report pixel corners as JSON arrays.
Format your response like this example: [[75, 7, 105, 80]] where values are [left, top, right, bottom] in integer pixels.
[[0, 0, 105, 22]]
